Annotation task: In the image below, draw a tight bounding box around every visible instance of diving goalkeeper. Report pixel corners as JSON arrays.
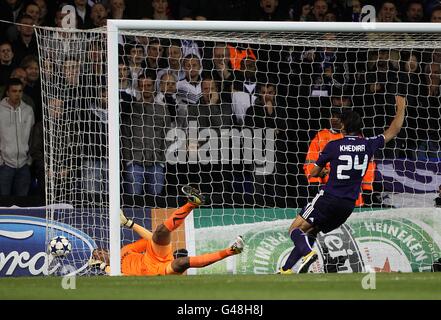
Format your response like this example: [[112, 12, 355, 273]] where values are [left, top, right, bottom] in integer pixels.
[[89, 185, 244, 275]]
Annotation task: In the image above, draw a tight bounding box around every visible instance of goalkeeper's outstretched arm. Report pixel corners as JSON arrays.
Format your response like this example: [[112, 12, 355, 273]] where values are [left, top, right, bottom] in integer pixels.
[[383, 95, 407, 144], [120, 209, 153, 240]]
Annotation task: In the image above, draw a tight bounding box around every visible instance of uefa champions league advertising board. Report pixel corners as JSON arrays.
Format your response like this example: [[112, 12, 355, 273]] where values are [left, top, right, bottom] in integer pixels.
[[0, 207, 151, 277], [192, 208, 441, 274], [0, 210, 97, 277]]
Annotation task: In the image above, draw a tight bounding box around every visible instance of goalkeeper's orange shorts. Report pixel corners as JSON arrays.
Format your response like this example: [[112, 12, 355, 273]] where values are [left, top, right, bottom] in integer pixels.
[[120, 238, 174, 276]]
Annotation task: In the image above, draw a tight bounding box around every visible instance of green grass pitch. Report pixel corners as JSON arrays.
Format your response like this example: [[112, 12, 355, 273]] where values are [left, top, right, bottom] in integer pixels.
[[1, 273, 441, 300]]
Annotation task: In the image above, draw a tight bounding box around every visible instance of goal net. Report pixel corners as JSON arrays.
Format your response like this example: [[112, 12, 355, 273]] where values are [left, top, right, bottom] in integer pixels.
[[35, 21, 441, 275]]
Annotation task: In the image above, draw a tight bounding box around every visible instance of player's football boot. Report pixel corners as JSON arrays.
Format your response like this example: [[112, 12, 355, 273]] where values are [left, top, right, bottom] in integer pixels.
[[297, 250, 318, 274], [230, 235, 245, 254], [276, 268, 294, 275], [182, 185, 206, 205]]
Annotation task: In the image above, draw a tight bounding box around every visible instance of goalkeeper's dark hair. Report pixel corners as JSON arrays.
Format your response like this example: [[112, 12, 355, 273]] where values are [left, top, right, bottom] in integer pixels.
[[340, 109, 362, 135]]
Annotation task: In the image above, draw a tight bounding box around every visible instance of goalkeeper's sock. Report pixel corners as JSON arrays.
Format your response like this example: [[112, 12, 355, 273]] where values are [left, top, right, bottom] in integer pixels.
[[281, 229, 315, 271], [189, 249, 232, 268], [164, 202, 196, 232]]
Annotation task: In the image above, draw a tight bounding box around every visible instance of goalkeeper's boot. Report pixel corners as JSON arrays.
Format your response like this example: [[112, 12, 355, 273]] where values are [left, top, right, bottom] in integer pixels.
[[297, 250, 318, 274], [276, 267, 294, 275], [182, 185, 206, 206], [120, 209, 134, 228], [229, 235, 245, 254]]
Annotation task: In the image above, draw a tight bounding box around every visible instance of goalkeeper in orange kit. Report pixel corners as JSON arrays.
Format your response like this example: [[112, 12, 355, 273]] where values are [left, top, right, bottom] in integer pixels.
[[88, 185, 244, 276]]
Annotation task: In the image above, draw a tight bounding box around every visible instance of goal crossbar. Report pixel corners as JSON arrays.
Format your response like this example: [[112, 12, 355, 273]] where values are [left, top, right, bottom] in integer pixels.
[[107, 20, 441, 33]]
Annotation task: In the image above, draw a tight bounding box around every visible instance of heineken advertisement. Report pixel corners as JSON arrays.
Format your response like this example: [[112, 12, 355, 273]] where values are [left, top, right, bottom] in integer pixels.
[[192, 207, 441, 274]]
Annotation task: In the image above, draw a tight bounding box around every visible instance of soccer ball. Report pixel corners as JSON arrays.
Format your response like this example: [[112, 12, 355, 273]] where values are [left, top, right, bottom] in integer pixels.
[[48, 236, 72, 257]]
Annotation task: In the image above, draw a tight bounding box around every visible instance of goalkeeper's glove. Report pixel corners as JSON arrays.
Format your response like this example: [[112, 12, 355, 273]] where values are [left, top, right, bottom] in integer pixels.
[[120, 209, 134, 228], [88, 258, 108, 271]]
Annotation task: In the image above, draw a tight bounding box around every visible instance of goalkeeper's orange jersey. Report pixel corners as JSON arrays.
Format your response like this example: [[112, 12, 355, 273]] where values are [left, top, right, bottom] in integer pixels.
[[120, 238, 174, 276], [303, 128, 376, 207]]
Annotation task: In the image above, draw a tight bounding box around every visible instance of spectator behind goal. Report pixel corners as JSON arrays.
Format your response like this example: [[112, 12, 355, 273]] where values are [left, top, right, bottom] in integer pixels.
[[0, 41, 16, 87], [244, 81, 288, 201], [231, 52, 258, 125], [0, 78, 34, 197], [121, 72, 171, 196], [176, 53, 203, 105]]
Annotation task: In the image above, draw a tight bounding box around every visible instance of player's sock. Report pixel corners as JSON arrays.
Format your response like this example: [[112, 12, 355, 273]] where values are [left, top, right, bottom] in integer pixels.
[[189, 249, 232, 268], [281, 228, 314, 271], [307, 234, 317, 248], [163, 202, 197, 232]]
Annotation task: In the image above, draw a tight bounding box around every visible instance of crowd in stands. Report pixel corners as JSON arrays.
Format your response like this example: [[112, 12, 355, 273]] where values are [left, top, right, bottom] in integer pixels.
[[1, 0, 441, 209], [4, 0, 441, 25]]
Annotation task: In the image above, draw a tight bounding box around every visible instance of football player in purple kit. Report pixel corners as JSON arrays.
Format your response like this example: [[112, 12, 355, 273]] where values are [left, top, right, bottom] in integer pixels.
[[278, 95, 407, 274]]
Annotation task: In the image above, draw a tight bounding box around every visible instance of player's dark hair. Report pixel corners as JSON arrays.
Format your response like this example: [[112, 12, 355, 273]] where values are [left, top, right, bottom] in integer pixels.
[[6, 78, 24, 91], [340, 109, 362, 135]]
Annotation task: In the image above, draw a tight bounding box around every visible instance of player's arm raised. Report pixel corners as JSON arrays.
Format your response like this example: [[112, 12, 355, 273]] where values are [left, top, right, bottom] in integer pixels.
[[383, 95, 407, 144]]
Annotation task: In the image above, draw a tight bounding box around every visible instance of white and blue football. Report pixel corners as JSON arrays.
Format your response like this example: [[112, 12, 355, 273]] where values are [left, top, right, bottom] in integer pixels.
[[48, 236, 72, 257]]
